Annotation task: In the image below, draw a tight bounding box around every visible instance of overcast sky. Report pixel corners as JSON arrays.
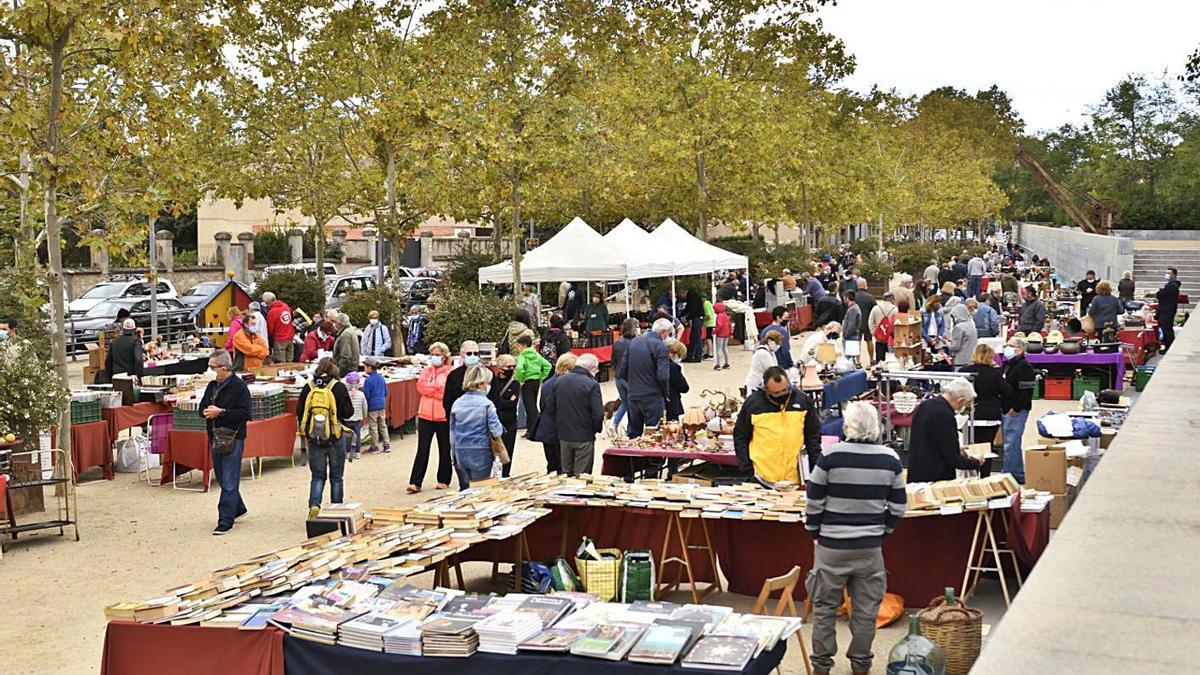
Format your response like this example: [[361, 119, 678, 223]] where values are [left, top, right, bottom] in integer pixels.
[[817, 0, 1199, 133]]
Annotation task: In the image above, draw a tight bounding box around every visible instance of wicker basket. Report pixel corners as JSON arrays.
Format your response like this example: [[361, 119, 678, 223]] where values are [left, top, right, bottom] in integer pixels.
[[576, 548, 622, 601], [917, 596, 982, 675]]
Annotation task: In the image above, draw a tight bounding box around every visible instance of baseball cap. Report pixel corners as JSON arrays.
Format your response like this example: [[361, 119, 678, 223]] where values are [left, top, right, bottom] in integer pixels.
[[122, 318, 136, 330], [364, 357, 381, 368]]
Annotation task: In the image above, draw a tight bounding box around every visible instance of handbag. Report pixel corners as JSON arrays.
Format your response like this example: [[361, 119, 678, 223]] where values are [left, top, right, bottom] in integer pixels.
[[211, 425, 237, 455], [487, 402, 510, 464]]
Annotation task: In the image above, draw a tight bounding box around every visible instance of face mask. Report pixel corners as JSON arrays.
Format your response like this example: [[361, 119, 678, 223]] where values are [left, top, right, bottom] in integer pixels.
[[206, 368, 218, 378], [768, 391, 790, 406], [317, 331, 326, 340], [0, 329, 8, 341], [464, 354, 480, 366], [370, 318, 379, 325], [430, 356, 443, 367], [672, 356, 682, 364], [1003, 346, 1016, 359], [826, 332, 839, 340], [1165, 273, 1172, 281], [767, 342, 779, 353]]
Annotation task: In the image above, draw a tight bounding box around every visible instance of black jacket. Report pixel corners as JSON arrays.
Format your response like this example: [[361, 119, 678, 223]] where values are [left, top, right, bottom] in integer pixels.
[[685, 290, 704, 321], [951, 262, 968, 282], [106, 333, 144, 379], [733, 386, 822, 471], [442, 365, 468, 419], [907, 396, 978, 482], [298, 375, 353, 426], [959, 364, 1011, 422], [1156, 279, 1181, 318], [489, 372, 521, 426], [813, 294, 844, 329], [199, 375, 253, 441], [854, 290, 877, 340], [666, 360, 690, 420], [938, 268, 956, 288], [611, 335, 632, 378], [543, 366, 603, 443], [538, 329, 573, 365], [1002, 354, 1036, 413]]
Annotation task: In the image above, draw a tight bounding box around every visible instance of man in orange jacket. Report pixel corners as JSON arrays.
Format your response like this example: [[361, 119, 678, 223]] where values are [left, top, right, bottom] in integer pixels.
[[233, 314, 270, 371]]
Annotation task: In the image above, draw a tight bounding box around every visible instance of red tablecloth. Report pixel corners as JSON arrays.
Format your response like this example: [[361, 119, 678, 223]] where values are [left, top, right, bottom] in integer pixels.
[[1007, 498, 1052, 570], [158, 414, 297, 490], [600, 447, 739, 476], [102, 402, 172, 439], [1118, 327, 1158, 367], [386, 379, 420, 428], [101, 622, 284, 675], [790, 304, 813, 333], [57, 420, 113, 481], [570, 344, 613, 364]]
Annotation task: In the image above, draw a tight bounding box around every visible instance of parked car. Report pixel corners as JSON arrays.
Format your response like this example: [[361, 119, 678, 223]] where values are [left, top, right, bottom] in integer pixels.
[[323, 274, 378, 310], [64, 297, 193, 353], [179, 280, 250, 308], [351, 265, 417, 279], [261, 262, 338, 278], [396, 277, 439, 307], [67, 276, 178, 316]]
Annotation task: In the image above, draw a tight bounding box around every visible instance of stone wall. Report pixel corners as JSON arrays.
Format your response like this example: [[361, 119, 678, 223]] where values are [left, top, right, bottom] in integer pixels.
[[1112, 229, 1200, 241], [1015, 222, 1134, 285]]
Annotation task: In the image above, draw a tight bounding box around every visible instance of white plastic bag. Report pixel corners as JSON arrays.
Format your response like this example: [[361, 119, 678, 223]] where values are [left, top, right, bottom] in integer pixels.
[[114, 436, 158, 473]]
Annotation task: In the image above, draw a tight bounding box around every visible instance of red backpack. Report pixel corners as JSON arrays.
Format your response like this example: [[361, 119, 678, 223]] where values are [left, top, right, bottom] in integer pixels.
[[873, 312, 896, 344]]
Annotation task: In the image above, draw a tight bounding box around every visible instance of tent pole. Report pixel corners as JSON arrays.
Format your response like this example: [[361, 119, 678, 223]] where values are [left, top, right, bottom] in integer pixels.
[[671, 276, 677, 319], [744, 266, 750, 302]]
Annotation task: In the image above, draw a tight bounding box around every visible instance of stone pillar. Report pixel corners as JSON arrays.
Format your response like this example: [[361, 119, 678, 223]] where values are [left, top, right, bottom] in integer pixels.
[[90, 228, 109, 276], [230, 242, 248, 285], [237, 231, 255, 269], [363, 228, 377, 265], [332, 229, 348, 264], [288, 228, 304, 263], [215, 231, 232, 270], [155, 229, 174, 273], [420, 231, 434, 269]]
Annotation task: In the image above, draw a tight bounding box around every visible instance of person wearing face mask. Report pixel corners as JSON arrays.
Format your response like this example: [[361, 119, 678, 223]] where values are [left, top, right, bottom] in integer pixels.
[[361, 357, 390, 454], [745, 329, 782, 394], [514, 333, 551, 439], [536, 353, 578, 474], [583, 292, 609, 334], [301, 320, 336, 362], [959, 343, 1011, 448], [359, 309, 392, 357], [665, 340, 690, 421], [0, 319, 17, 342], [799, 321, 844, 364], [1076, 270, 1099, 316], [543, 353, 604, 476], [906, 377, 986, 483], [733, 366, 821, 487], [332, 313, 360, 378], [1156, 267, 1181, 354], [1001, 337, 1036, 482], [232, 314, 269, 371], [441, 340, 481, 427], [409, 342, 454, 494], [840, 290, 863, 366], [489, 354, 521, 477]]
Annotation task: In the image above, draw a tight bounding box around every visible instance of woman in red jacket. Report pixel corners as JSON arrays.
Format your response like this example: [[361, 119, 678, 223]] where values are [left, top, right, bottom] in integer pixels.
[[408, 341, 454, 493], [301, 320, 336, 362]]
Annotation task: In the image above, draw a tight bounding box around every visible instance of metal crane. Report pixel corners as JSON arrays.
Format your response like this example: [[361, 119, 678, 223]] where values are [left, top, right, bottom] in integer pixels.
[[1014, 146, 1116, 235]]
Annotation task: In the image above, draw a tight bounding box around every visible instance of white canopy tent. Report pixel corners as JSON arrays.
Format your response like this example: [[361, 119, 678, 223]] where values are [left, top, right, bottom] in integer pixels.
[[647, 218, 751, 315], [477, 217, 632, 284]]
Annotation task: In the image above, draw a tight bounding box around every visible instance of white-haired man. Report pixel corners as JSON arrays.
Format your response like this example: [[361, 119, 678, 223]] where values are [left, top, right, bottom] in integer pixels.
[[617, 317, 673, 438], [544, 353, 604, 476], [332, 312, 360, 378], [907, 377, 986, 482], [441, 340, 481, 422], [806, 401, 906, 675], [891, 274, 915, 313]]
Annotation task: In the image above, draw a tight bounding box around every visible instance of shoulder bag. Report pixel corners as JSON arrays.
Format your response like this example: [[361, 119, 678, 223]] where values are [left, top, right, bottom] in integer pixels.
[[487, 402, 510, 464]]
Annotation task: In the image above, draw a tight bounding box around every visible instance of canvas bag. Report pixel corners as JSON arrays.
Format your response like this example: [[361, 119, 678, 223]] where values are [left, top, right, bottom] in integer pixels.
[[618, 549, 656, 602], [549, 556, 582, 592]]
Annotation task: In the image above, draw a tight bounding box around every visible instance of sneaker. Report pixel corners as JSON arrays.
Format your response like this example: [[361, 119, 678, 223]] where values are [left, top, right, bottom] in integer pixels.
[[234, 508, 248, 522], [212, 523, 233, 535], [383, 445, 391, 453], [722, 364, 731, 370], [348, 452, 355, 462], [713, 365, 721, 371], [307, 505, 320, 520], [367, 446, 379, 454]]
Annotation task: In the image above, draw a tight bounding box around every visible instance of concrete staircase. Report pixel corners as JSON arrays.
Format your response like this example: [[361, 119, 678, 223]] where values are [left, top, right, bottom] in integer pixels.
[[1132, 247, 1200, 311]]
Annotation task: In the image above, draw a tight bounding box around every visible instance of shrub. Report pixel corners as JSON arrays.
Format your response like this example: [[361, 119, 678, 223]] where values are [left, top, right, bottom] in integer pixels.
[[446, 245, 503, 291], [340, 284, 403, 331], [255, 269, 325, 316], [0, 273, 52, 360], [0, 338, 69, 452], [889, 242, 944, 281], [857, 254, 896, 284], [253, 230, 291, 265], [425, 288, 513, 351]]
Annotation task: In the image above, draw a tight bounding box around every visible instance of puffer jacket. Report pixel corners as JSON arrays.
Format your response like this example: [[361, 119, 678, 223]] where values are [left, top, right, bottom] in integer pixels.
[[504, 320, 535, 356], [449, 390, 504, 452], [416, 363, 453, 422]]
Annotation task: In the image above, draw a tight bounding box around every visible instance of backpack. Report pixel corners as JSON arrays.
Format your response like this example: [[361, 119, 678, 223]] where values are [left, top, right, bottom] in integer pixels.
[[874, 311, 896, 343], [538, 331, 562, 363], [302, 380, 342, 445]]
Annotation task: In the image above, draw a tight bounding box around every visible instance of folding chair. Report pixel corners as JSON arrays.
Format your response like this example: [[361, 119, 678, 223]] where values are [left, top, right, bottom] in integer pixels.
[[752, 565, 813, 675]]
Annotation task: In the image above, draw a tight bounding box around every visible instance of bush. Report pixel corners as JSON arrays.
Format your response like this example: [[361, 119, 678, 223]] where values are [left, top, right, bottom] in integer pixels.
[[0, 273, 52, 360], [889, 242, 943, 281], [253, 230, 291, 265], [425, 288, 513, 351], [0, 338, 69, 452], [446, 246, 503, 290], [340, 285, 403, 331], [857, 255, 895, 284], [255, 269, 325, 316]]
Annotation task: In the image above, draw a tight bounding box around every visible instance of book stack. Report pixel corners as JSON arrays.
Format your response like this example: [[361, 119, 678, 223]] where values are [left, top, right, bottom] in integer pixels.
[[316, 503, 368, 535], [338, 613, 413, 651], [680, 635, 759, 671], [627, 623, 699, 665], [517, 627, 586, 652], [569, 623, 646, 661], [382, 621, 424, 655], [419, 616, 481, 658], [473, 611, 544, 655]]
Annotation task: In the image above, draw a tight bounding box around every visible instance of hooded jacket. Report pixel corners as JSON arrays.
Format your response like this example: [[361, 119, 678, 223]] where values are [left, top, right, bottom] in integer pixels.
[[733, 386, 821, 485], [947, 304, 978, 366]]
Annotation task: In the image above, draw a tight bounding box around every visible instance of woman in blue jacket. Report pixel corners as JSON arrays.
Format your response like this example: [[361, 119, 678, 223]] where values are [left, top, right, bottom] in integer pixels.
[[448, 365, 505, 489], [921, 295, 947, 354]]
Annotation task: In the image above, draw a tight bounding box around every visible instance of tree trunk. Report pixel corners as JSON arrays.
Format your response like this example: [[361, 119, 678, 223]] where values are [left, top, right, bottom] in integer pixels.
[[773, 222, 780, 246], [148, 213, 159, 339], [314, 219, 326, 291], [16, 152, 33, 269], [45, 29, 72, 478], [801, 182, 811, 249], [510, 168, 523, 292], [695, 150, 709, 241], [383, 143, 396, 288]]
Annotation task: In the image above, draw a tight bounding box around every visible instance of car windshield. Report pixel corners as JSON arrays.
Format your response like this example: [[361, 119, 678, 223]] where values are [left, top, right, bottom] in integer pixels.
[[84, 301, 125, 317], [80, 283, 124, 299], [186, 282, 221, 296]]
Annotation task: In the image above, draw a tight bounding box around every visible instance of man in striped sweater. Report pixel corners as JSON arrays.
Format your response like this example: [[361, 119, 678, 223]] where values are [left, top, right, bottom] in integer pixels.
[[805, 401, 907, 675]]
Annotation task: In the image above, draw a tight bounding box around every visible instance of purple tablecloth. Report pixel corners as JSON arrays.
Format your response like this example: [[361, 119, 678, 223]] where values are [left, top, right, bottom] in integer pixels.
[[1022, 351, 1124, 390]]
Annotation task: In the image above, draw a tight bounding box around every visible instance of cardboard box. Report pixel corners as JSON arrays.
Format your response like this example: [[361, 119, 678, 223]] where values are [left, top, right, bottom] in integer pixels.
[[1099, 428, 1117, 450], [1024, 445, 1067, 494], [1049, 492, 1069, 529], [86, 342, 105, 369], [83, 366, 99, 385], [671, 463, 721, 487]]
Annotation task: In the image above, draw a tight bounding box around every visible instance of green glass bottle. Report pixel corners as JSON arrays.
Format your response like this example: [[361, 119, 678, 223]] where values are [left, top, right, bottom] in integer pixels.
[[944, 586, 955, 606], [886, 614, 947, 675]]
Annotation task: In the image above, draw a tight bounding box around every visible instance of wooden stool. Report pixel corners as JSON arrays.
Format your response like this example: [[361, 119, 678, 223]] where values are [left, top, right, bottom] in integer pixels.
[[752, 565, 813, 675]]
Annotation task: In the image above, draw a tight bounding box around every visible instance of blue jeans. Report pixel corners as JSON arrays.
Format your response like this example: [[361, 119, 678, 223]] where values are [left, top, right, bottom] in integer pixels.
[[308, 436, 347, 508], [613, 379, 629, 431], [1001, 410, 1029, 482], [968, 275, 982, 299], [627, 396, 666, 439], [211, 438, 247, 528], [454, 447, 493, 489]]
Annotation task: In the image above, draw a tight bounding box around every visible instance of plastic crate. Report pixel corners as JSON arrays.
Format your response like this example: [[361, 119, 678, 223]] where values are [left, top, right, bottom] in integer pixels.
[[1134, 365, 1156, 392], [70, 399, 101, 424], [173, 407, 207, 431], [1072, 374, 1102, 400], [1043, 375, 1073, 401]]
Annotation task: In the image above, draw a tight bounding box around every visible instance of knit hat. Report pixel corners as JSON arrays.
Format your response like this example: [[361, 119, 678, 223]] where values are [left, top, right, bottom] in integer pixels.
[[344, 371, 361, 386], [122, 318, 136, 331]]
